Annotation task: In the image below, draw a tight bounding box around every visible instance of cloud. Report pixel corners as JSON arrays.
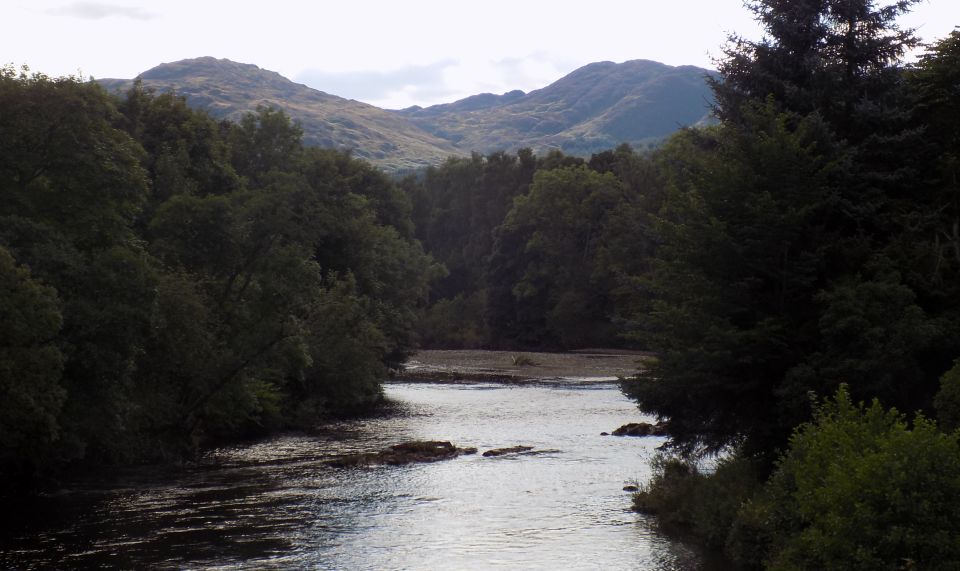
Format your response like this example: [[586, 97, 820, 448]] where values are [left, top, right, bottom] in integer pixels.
[[492, 53, 581, 92], [295, 60, 461, 107], [55, 2, 156, 20], [294, 55, 584, 109]]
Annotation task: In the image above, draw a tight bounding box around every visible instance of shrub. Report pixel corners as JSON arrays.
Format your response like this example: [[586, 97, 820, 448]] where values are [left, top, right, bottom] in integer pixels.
[[634, 453, 763, 550], [935, 360, 960, 432], [730, 387, 960, 570]]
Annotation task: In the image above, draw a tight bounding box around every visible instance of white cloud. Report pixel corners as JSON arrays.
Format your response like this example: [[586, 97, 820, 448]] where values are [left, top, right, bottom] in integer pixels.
[[54, 2, 156, 20], [300, 54, 586, 109], [295, 60, 461, 107]]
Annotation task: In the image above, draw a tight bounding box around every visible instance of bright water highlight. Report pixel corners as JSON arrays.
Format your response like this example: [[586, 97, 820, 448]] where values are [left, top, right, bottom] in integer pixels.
[[2, 381, 710, 569]]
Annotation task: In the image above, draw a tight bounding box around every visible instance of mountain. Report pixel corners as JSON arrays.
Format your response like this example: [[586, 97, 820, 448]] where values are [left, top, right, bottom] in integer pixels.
[[98, 57, 460, 171], [99, 57, 716, 171], [396, 60, 717, 155]]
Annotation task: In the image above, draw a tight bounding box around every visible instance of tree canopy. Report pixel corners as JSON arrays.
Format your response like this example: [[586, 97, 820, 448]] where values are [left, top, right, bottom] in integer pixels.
[[0, 66, 433, 485]]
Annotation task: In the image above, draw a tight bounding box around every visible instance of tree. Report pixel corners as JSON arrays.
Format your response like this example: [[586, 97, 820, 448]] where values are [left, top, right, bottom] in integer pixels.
[[623, 0, 945, 457], [488, 165, 625, 348], [0, 67, 161, 463], [935, 359, 960, 432], [625, 105, 848, 454], [0, 68, 439, 484], [713, 0, 926, 249], [407, 150, 536, 347], [0, 65, 148, 249], [588, 144, 666, 339], [712, 0, 921, 137], [899, 31, 960, 315], [228, 106, 304, 185], [411, 151, 535, 301], [0, 246, 64, 480], [118, 82, 240, 205]]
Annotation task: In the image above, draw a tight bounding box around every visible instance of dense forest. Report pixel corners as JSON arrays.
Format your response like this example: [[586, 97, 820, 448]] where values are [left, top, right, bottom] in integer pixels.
[[0, 68, 436, 488], [3, 0, 960, 566], [629, 1, 960, 567], [407, 145, 658, 350]]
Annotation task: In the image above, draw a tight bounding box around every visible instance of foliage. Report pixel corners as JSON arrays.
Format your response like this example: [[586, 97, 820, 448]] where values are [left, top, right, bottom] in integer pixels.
[[900, 30, 960, 325], [633, 453, 763, 551], [712, 0, 921, 136], [0, 246, 65, 479], [417, 292, 488, 349], [728, 387, 960, 570], [623, 1, 959, 459], [0, 68, 434, 485], [935, 360, 960, 433], [489, 165, 626, 348], [623, 105, 848, 455], [411, 150, 536, 301], [620, 10, 960, 562], [410, 145, 663, 350]]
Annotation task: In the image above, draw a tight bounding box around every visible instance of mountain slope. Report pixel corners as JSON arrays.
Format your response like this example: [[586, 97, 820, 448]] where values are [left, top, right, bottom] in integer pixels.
[[396, 60, 716, 155], [99, 57, 461, 171], [99, 57, 716, 170]]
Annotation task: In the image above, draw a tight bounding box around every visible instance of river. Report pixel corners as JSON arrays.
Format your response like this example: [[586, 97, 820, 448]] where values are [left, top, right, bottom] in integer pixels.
[[1, 377, 713, 570]]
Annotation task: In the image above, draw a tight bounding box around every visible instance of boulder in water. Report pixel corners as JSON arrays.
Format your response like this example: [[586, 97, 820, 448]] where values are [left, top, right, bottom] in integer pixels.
[[329, 440, 475, 467], [611, 422, 669, 437], [482, 445, 534, 457]]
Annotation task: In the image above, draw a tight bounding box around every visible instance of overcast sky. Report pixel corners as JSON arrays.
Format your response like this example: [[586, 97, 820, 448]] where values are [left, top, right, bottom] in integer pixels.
[[6, 1, 958, 109]]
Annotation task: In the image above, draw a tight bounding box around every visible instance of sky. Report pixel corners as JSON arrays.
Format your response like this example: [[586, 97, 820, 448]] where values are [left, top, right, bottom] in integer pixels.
[[6, 1, 958, 109]]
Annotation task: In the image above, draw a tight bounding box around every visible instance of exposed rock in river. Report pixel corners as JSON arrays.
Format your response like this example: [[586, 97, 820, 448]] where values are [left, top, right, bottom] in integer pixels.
[[482, 445, 534, 457], [329, 440, 477, 467], [611, 422, 669, 437]]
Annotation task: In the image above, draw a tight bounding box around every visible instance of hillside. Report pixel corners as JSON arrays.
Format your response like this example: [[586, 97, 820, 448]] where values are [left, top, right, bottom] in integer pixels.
[[98, 57, 461, 171], [99, 57, 716, 170], [396, 59, 717, 155]]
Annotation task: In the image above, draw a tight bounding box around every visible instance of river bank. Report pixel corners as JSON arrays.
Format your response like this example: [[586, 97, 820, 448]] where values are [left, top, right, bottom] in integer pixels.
[[397, 348, 651, 383]]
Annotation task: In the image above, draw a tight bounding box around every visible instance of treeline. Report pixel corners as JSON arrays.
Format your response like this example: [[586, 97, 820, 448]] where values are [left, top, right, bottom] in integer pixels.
[[623, 0, 960, 568], [408, 146, 659, 350], [0, 67, 434, 488]]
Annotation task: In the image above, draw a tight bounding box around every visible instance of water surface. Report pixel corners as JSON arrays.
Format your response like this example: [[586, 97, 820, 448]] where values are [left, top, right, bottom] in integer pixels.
[[2, 381, 710, 570]]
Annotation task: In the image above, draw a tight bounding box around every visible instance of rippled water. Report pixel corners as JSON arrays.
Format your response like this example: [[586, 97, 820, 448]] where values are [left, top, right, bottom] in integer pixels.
[[1, 381, 713, 570]]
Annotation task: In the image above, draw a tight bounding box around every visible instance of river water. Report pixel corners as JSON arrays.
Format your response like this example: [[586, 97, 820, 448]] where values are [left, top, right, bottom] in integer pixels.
[[1, 380, 712, 570]]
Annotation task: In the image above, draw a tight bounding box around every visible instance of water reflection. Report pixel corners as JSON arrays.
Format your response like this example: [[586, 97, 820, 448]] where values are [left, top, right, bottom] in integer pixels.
[[1, 382, 710, 570]]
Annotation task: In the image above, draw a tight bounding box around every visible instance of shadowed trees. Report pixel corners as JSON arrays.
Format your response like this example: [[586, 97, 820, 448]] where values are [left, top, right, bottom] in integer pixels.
[[0, 68, 433, 484]]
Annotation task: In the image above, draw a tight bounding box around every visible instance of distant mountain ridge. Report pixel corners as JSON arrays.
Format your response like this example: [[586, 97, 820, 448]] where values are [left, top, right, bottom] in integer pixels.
[[99, 57, 716, 171], [99, 57, 460, 171]]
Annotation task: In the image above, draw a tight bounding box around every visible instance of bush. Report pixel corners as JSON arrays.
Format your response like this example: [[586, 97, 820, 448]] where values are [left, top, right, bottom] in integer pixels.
[[633, 455, 702, 528], [634, 453, 763, 550], [730, 386, 960, 570], [935, 360, 960, 432]]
